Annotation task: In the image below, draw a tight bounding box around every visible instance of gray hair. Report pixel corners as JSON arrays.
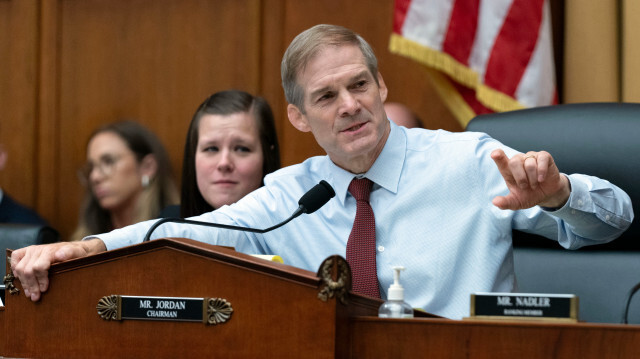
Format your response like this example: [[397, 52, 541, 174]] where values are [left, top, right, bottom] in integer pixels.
[[281, 24, 379, 113]]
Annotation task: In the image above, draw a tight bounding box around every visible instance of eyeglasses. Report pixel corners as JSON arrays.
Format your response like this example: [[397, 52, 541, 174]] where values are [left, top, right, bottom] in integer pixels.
[[77, 154, 123, 185]]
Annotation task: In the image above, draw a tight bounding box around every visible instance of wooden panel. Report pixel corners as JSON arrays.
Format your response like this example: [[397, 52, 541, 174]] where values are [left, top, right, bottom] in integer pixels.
[[564, 0, 619, 102], [351, 317, 640, 358], [37, 0, 62, 225], [258, 0, 287, 155], [47, 0, 262, 238], [0, 0, 39, 209], [1, 239, 384, 358], [622, 0, 640, 102]]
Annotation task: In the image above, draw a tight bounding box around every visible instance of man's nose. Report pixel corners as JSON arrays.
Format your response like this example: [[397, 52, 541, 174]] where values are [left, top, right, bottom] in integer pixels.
[[338, 91, 361, 117]]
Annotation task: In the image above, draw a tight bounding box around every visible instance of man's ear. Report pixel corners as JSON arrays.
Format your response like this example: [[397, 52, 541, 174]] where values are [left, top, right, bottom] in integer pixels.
[[377, 72, 388, 103], [287, 104, 311, 132], [140, 154, 158, 179]]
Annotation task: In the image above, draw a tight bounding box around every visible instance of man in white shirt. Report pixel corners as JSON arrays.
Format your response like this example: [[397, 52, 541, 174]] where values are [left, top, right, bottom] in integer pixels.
[[11, 25, 633, 319]]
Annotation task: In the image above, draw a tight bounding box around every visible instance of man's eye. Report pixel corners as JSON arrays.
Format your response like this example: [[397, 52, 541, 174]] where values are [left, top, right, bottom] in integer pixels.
[[353, 80, 367, 89], [318, 93, 334, 102]]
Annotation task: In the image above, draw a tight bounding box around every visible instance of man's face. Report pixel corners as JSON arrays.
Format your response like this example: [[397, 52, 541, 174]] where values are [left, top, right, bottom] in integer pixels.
[[287, 44, 389, 173]]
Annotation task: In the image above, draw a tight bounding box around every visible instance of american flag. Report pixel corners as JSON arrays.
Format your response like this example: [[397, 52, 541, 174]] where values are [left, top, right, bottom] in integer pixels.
[[390, 0, 557, 126]]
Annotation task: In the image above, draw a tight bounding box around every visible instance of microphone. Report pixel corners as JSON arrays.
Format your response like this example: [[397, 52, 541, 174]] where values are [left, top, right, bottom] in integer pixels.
[[142, 180, 335, 242]]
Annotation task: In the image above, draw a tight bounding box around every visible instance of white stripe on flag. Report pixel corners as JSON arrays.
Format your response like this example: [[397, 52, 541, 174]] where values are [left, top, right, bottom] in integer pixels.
[[469, 0, 515, 80], [402, 0, 455, 50], [515, 1, 555, 107]]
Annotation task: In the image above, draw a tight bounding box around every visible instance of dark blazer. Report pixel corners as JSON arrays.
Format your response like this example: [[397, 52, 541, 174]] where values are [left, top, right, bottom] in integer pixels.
[[0, 192, 48, 226], [159, 204, 181, 218]]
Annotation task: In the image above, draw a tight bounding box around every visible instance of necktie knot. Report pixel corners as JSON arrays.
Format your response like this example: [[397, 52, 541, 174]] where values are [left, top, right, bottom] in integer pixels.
[[349, 178, 373, 202]]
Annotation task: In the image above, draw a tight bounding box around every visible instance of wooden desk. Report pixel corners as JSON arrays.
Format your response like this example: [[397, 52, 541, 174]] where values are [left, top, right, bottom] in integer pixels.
[[350, 317, 640, 358], [2, 238, 638, 358]]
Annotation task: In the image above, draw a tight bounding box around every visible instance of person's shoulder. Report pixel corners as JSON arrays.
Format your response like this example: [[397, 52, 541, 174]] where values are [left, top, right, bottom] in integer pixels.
[[405, 128, 494, 150], [262, 156, 334, 197], [158, 204, 181, 218], [0, 193, 48, 226], [410, 127, 490, 141], [265, 156, 329, 182]]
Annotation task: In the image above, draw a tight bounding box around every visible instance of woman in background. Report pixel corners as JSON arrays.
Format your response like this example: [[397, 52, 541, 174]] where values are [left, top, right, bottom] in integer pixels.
[[71, 120, 179, 241], [165, 90, 280, 218]]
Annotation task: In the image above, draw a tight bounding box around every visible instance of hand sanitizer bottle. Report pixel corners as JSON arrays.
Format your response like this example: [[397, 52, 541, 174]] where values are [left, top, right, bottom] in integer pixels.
[[378, 266, 414, 318]]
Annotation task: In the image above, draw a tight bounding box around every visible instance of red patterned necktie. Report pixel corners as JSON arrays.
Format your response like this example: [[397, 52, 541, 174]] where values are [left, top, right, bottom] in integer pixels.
[[346, 178, 380, 298]]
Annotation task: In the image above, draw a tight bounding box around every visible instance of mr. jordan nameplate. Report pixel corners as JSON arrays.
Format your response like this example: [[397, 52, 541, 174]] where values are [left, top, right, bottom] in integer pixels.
[[97, 295, 234, 325], [469, 292, 578, 322]]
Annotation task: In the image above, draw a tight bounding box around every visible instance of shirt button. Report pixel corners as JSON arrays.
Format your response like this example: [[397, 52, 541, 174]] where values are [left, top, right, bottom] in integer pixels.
[[571, 209, 576, 215], [378, 245, 385, 252], [577, 199, 583, 206], [605, 215, 611, 221]]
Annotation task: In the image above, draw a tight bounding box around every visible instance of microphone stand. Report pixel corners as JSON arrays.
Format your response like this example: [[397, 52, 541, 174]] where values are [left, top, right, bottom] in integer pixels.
[[143, 180, 335, 243], [142, 207, 305, 242]]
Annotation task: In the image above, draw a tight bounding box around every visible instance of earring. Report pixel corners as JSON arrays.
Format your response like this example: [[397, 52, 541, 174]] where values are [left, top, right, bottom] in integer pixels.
[[141, 175, 150, 188]]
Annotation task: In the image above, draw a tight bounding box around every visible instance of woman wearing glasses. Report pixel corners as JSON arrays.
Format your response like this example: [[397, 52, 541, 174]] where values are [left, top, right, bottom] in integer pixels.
[[70, 121, 179, 241]]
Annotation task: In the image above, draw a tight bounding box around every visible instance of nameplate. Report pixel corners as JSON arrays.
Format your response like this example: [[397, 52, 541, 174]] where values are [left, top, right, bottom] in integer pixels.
[[97, 295, 233, 325], [469, 292, 578, 322]]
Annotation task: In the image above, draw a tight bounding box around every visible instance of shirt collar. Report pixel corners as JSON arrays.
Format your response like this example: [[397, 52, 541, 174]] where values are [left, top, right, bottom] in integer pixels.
[[328, 119, 406, 205]]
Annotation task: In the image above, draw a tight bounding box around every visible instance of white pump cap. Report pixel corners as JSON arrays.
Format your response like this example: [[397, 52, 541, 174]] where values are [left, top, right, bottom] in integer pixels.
[[388, 266, 405, 301]]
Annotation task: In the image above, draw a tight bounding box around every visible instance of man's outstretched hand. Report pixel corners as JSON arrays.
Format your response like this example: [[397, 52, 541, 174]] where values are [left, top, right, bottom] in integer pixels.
[[10, 238, 107, 301], [491, 149, 571, 211]]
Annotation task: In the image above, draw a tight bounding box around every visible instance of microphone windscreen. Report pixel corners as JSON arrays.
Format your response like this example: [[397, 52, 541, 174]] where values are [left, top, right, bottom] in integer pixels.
[[298, 180, 336, 214]]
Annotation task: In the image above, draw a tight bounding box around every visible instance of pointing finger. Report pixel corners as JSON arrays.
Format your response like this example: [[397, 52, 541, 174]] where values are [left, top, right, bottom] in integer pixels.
[[490, 149, 516, 187]]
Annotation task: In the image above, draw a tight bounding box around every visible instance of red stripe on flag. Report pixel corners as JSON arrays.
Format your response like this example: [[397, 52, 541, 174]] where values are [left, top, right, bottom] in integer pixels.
[[442, 0, 480, 66], [393, 0, 414, 34], [483, 0, 544, 96]]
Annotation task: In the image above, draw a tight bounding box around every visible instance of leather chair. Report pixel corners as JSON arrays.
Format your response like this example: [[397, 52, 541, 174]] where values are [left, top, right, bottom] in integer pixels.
[[466, 102, 640, 323]]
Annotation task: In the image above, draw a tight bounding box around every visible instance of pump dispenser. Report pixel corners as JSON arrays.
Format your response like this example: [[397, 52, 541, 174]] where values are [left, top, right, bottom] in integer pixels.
[[378, 266, 414, 318]]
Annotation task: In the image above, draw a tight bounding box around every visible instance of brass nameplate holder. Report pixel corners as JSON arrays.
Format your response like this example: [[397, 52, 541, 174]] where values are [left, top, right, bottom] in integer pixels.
[[3, 273, 19, 296], [317, 255, 351, 305], [97, 295, 233, 325], [468, 292, 578, 322]]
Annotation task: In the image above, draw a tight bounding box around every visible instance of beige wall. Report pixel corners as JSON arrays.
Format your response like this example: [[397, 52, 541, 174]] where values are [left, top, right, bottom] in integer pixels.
[[564, 0, 640, 103], [623, 0, 640, 102], [564, 0, 619, 102]]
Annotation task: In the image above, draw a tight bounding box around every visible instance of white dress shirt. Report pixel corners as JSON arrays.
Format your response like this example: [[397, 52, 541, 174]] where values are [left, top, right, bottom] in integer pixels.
[[93, 120, 633, 319]]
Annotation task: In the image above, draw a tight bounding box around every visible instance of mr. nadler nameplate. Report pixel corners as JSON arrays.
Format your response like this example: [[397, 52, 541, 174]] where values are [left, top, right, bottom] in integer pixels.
[[97, 295, 234, 325], [470, 292, 578, 321]]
